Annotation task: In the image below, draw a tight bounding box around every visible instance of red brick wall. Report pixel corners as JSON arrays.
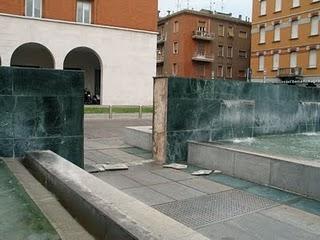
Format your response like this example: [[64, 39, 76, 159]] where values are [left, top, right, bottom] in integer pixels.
[[0, 0, 157, 32]]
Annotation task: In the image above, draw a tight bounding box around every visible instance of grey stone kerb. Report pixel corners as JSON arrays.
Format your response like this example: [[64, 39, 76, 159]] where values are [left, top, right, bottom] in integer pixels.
[[23, 150, 209, 240]]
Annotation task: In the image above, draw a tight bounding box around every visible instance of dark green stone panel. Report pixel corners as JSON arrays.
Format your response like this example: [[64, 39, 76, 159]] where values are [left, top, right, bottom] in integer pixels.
[[0, 139, 14, 157], [0, 67, 13, 96], [0, 67, 84, 167], [165, 77, 320, 163], [0, 96, 15, 138], [14, 137, 83, 168]]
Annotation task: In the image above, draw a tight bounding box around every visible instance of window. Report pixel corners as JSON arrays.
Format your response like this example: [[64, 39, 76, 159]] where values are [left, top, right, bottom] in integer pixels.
[[273, 53, 280, 70], [227, 46, 233, 58], [292, 0, 300, 8], [274, 23, 281, 41], [311, 16, 319, 36], [291, 20, 299, 39], [25, 0, 42, 18], [239, 31, 247, 39], [172, 63, 178, 76], [197, 64, 206, 78], [77, 1, 91, 23], [218, 45, 224, 57], [290, 52, 297, 68], [173, 42, 179, 54], [228, 26, 234, 37], [260, 0, 267, 16], [259, 55, 265, 71], [239, 50, 248, 58], [275, 0, 282, 12], [309, 49, 317, 68], [259, 26, 266, 43], [198, 21, 206, 32], [173, 21, 179, 33], [217, 65, 224, 77], [226, 66, 232, 78], [218, 25, 224, 36], [238, 70, 246, 78]]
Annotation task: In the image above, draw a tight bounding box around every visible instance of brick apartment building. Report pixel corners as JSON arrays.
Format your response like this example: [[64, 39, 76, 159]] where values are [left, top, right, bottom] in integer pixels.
[[157, 9, 251, 80], [251, 0, 320, 82], [0, 0, 157, 105]]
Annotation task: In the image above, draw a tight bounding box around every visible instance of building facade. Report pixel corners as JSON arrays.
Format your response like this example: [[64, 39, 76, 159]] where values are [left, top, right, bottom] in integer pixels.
[[157, 10, 251, 80], [251, 0, 320, 82], [0, 0, 158, 105]]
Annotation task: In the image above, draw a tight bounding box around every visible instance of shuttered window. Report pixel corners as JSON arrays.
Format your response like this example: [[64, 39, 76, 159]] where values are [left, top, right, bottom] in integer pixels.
[[274, 24, 281, 41], [311, 16, 319, 36], [275, 0, 282, 12], [290, 52, 297, 68], [273, 54, 280, 70], [260, 0, 267, 16], [291, 20, 299, 39], [260, 27, 266, 43], [259, 55, 265, 71], [309, 50, 317, 68]]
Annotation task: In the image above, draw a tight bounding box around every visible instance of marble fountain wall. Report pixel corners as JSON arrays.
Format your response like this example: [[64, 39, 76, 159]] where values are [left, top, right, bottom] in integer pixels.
[[153, 77, 320, 164], [0, 67, 84, 167]]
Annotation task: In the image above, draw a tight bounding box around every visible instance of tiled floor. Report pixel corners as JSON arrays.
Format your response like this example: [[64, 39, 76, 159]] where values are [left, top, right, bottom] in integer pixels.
[[85, 119, 320, 240]]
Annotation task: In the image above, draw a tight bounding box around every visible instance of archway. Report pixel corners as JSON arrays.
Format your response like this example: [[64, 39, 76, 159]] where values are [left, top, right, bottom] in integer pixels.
[[10, 43, 55, 68], [64, 47, 102, 105]]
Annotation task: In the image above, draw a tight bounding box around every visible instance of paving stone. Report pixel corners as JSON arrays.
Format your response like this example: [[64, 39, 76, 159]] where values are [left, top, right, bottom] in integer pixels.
[[206, 174, 257, 189], [229, 213, 320, 240], [178, 178, 232, 194], [261, 205, 320, 235], [198, 222, 257, 240], [244, 185, 300, 203], [151, 168, 195, 181], [122, 171, 171, 186], [289, 197, 320, 216], [150, 182, 206, 200], [124, 186, 175, 206], [93, 174, 142, 190]]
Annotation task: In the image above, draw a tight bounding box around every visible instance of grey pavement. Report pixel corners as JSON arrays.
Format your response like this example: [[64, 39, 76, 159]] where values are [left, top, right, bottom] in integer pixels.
[[85, 119, 320, 240]]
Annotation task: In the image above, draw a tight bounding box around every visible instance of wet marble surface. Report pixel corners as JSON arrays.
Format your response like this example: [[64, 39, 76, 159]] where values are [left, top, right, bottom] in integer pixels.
[[0, 67, 84, 167], [165, 77, 320, 162]]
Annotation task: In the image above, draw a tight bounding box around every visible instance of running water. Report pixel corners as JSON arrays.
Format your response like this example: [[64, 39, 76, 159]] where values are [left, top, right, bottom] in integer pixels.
[[298, 102, 320, 133], [220, 100, 256, 139]]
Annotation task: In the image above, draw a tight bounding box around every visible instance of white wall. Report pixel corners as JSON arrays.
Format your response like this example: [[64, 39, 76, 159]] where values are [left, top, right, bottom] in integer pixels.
[[0, 14, 157, 105]]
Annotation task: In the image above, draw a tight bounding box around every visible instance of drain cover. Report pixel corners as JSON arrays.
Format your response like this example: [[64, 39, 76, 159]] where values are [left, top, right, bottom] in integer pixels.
[[153, 189, 277, 229]]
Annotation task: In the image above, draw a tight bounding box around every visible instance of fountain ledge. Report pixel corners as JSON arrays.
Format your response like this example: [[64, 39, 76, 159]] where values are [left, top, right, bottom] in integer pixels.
[[23, 150, 208, 240], [188, 141, 320, 201]]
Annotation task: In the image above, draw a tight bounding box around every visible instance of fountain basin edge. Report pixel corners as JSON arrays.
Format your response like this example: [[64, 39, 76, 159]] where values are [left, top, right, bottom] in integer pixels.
[[188, 141, 320, 201]]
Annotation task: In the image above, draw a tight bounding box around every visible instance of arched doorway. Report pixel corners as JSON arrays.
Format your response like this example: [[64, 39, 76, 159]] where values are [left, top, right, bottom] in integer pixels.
[[64, 47, 102, 105], [10, 42, 55, 68]]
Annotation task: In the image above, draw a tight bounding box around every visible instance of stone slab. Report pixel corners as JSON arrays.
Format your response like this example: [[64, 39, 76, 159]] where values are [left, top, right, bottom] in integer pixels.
[[124, 186, 175, 206], [178, 178, 232, 194], [124, 126, 153, 151], [228, 213, 319, 240], [150, 182, 206, 201], [261, 205, 320, 235], [23, 151, 209, 240]]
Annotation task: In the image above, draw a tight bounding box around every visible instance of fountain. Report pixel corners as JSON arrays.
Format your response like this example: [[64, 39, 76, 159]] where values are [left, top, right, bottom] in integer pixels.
[[298, 102, 320, 133]]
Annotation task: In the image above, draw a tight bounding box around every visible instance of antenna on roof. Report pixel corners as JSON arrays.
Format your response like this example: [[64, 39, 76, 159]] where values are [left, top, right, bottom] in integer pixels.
[[221, 0, 224, 12], [210, 0, 216, 11], [187, 0, 190, 9], [176, 0, 180, 11]]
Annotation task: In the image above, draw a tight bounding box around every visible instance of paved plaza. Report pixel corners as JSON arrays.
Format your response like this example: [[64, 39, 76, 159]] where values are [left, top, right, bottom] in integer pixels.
[[85, 119, 320, 240]]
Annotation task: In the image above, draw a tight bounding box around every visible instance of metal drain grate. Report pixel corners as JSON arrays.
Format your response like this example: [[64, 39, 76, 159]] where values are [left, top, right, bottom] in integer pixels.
[[153, 189, 277, 229]]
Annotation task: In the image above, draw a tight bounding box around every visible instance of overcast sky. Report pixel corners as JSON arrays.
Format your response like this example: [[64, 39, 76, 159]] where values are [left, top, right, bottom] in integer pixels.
[[158, 0, 252, 19]]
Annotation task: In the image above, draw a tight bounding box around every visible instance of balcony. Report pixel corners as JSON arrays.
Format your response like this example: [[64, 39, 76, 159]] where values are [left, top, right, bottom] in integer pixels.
[[157, 54, 164, 64], [192, 52, 214, 62], [192, 30, 215, 41], [277, 67, 302, 80], [157, 35, 166, 44]]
